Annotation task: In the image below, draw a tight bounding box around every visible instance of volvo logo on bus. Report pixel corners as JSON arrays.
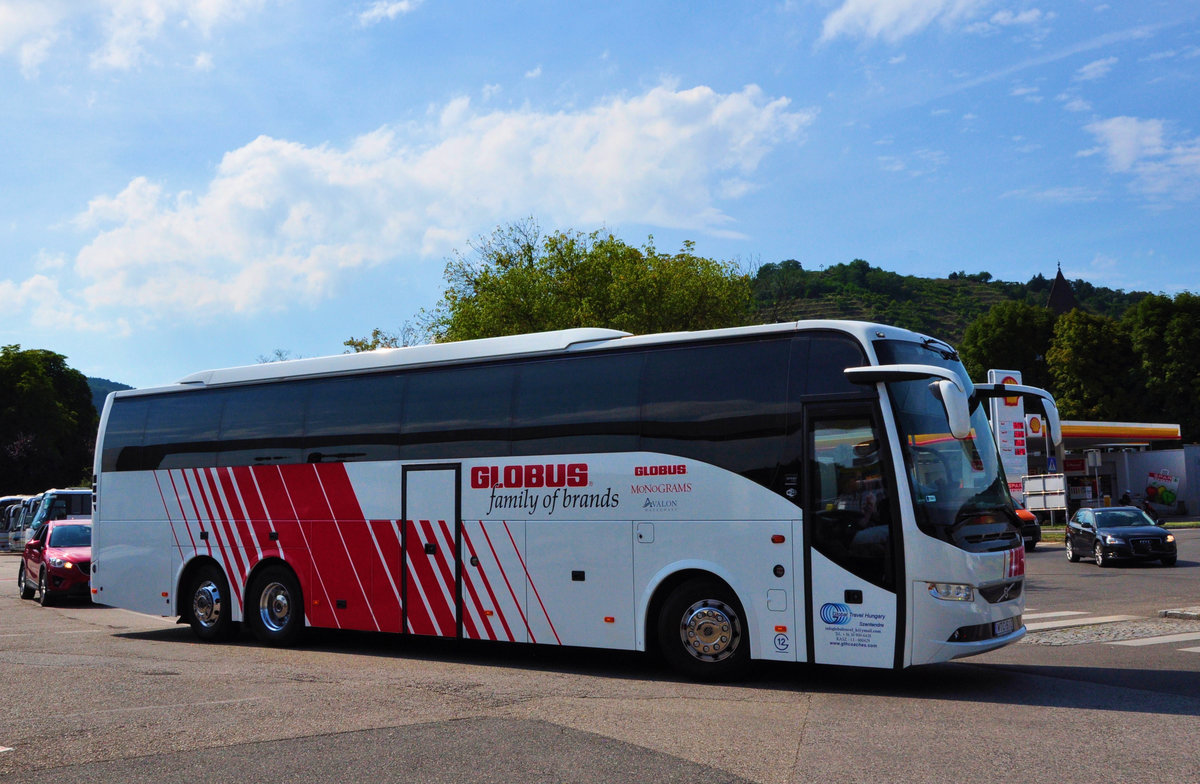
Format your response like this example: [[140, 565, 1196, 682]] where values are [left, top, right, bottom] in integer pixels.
[[470, 463, 588, 489], [820, 603, 852, 626]]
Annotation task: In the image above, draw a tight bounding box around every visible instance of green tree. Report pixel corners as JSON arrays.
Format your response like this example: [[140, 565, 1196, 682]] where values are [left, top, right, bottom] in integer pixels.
[[0, 345, 98, 494], [415, 220, 752, 343], [1044, 311, 1137, 421], [958, 301, 1057, 388], [1122, 293, 1200, 438]]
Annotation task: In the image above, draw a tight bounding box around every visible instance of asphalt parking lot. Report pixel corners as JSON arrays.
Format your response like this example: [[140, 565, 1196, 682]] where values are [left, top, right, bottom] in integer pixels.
[[2, 545, 1199, 784]]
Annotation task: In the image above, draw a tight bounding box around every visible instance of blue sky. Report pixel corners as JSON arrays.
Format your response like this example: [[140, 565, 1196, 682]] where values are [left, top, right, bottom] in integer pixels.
[[2, 0, 1198, 389]]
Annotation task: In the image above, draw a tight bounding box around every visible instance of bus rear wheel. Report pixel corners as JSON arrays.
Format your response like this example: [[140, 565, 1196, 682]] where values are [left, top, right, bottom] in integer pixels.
[[657, 578, 749, 681], [246, 565, 304, 647], [188, 563, 236, 641]]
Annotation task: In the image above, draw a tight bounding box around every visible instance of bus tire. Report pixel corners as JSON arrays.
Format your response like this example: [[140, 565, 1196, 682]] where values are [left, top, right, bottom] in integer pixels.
[[246, 565, 304, 647], [187, 563, 236, 641], [657, 577, 749, 681]]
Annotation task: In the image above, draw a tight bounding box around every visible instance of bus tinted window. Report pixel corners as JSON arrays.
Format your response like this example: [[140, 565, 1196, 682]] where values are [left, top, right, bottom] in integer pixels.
[[218, 382, 307, 466], [101, 397, 150, 472], [401, 365, 514, 459], [804, 334, 867, 396], [142, 391, 224, 469], [642, 339, 788, 484], [305, 374, 403, 463], [511, 353, 641, 456]]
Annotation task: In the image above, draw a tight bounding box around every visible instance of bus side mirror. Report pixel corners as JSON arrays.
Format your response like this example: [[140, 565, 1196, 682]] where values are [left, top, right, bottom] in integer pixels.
[[1041, 397, 1063, 448], [932, 380, 972, 441]]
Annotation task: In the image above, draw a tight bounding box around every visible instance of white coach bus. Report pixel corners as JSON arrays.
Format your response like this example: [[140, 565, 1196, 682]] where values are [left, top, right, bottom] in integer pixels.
[[91, 321, 1059, 679]]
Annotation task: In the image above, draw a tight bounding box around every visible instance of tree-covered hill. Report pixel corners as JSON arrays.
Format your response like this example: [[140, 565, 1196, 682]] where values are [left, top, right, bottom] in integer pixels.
[[87, 377, 134, 415], [751, 259, 1150, 346]]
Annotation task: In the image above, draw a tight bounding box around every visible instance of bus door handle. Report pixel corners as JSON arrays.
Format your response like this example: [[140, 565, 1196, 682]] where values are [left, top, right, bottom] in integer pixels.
[[844, 590, 863, 604], [424, 542, 437, 555]]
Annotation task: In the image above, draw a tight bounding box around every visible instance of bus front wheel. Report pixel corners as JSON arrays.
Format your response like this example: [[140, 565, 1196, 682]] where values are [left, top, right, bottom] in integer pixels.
[[246, 565, 304, 646], [657, 578, 749, 681], [187, 563, 236, 641]]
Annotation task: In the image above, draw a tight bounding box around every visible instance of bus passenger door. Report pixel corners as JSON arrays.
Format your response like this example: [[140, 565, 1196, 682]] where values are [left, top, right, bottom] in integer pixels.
[[805, 408, 902, 669], [402, 465, 460, 638]]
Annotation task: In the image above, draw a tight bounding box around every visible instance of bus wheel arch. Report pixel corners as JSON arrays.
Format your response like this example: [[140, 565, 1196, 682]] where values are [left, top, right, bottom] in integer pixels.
[[180, 558, 237, 641], [245, 561, 305, 647], [649, 570, 750, 681]]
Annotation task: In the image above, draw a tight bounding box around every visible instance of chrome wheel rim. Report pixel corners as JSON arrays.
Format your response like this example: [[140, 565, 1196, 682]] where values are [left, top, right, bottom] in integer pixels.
[[678, 598, 741, 663], [258, 581, 292, 633], [1094, 543, 1103, 565], [192, 580, 223, 629], [1065, 539, 1073, 559]]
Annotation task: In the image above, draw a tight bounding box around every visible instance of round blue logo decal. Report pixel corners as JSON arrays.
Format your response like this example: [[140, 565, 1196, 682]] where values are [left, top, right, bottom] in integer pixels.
[[820, 602, 852, 625]]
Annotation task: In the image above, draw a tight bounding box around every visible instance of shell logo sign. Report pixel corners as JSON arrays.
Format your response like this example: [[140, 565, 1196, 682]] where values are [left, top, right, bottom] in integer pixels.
[[1002, 375, 1020, 407]]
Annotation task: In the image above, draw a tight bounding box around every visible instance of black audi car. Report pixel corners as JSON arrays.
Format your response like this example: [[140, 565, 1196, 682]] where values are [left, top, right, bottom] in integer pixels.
[[1065, 506, 1177, 567]]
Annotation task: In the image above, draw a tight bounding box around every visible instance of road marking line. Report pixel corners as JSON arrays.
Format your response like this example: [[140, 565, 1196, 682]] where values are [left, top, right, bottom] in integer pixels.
[[1024, 611, 1088, 620], [1025, 615, 1138, 631], [1179, 647, 1200, 653], [1110, 632, 1200, 647], [0, 747, 12, 754]]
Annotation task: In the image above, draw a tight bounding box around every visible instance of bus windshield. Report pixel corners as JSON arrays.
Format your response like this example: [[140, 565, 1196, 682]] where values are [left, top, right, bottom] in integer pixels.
[[874, 339, 1019, 553]]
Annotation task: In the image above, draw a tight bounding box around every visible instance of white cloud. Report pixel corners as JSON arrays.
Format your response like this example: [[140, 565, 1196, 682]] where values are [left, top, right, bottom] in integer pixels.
[[1056, 93, 1091, 112], [821, 0, 990, 44], [525, 65, 542, 79], [0, 274, 114, 333], [1010, 85, 1042, 102], [965, 7, 1053, 35], [1074, 56, 1117, 81], [1082, 115, 1200, 200], [0, 0, 269, 76], [57, 84, 813, 323], [358, 0, 422, 26]]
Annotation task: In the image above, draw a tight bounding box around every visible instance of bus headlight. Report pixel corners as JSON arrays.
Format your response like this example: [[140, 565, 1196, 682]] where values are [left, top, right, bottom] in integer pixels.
[[928, 582, 974, 602]]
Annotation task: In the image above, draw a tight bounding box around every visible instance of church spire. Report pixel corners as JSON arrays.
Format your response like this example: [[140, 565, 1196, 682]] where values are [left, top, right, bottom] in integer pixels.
[[1047, 264, 1078, 315]]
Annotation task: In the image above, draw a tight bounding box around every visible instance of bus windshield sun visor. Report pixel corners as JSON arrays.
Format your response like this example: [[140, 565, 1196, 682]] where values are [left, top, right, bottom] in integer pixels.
[[844, 364, 972, 440], [972, 383, 1063, 447]]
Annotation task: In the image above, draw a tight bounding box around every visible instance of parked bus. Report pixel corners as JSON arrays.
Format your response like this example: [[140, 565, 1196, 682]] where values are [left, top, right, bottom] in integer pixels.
[[91, 321, 1060, 678]]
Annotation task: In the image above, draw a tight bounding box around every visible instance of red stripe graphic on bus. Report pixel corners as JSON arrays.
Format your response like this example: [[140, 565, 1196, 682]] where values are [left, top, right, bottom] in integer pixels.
[[366, 519, 404, 634], [215, 467, 262, 568], [478, 521, 535, 643], [302, 464, 380, 632], [252, 465, 337, 629], [405, 519, 456, 636], [197, 468, 249, 595], [153, 472, 187, 562], [461, 522, 518, 642]]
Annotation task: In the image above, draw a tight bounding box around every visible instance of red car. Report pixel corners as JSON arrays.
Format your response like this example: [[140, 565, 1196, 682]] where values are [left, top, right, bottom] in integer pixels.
[[18, 520, 92, 605]]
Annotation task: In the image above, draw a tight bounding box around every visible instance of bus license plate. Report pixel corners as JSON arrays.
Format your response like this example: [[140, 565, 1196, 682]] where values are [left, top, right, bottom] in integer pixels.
[[994, 617, 1015, 636]]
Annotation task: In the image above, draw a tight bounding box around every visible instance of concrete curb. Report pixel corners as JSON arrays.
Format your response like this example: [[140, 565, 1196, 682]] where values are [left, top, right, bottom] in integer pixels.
[[1159, 607, 1200, 620]]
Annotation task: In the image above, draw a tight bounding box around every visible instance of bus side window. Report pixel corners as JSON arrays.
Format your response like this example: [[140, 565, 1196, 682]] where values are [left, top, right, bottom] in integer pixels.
[[401, 364, 515, 459]]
